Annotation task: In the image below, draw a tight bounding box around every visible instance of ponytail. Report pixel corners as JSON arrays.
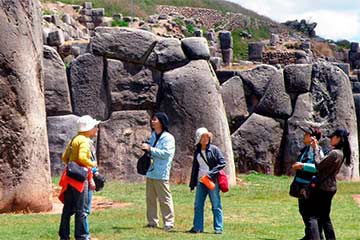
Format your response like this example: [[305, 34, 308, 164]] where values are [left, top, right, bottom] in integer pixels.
[[342, 136, 351, 166]]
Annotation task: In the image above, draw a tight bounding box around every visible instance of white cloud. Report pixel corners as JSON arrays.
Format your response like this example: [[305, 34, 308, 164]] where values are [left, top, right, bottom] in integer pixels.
[[229, 0, 360, 41]]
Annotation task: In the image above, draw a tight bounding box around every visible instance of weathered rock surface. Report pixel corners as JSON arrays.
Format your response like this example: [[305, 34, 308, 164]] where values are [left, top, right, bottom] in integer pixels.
[[181, 37, 210, 60], [255, 70, 292, 119], [91, 27, 157, 64], [160, 60, 235, 184], [70, 53, 110, 120], [311, 63, 358, 179], [145, 38, 188, 71], [107, 59, 160, 111], [97, 111, 151, 182], [43, 46, 72, 115], [284, 64, 312, 93], [220, 76, 249, 133], [232, 113, 283, 174], [47, 115, 79, 176], [0, 0, 52, 213]]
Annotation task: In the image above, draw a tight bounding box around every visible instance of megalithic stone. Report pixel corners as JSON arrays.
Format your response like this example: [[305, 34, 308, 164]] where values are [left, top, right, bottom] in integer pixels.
[[0, 0, 52, 213]]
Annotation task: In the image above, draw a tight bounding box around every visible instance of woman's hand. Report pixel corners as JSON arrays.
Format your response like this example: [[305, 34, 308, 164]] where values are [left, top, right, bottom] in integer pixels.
[[292, 162, 304, 170], [141, 143, 151, 151], [89, 178, 96, 191], [310, 137, 318, 149]]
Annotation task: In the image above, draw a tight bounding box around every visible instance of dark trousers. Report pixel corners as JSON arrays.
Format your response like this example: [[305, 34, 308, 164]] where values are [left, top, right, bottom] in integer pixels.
[[59, 182, 88, 240], [316, 190, 336, 240], [299, 198, 320, 240]]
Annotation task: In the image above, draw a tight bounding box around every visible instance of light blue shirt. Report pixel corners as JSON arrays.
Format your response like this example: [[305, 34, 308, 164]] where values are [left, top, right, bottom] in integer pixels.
[[146, 131, 175, 181]]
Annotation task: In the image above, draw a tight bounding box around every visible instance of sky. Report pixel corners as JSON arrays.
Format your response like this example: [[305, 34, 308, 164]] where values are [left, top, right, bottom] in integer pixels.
[[229, 0, 360, 42]]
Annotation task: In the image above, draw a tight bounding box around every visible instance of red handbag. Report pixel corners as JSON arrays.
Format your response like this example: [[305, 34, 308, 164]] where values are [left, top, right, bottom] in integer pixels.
[[218, 170, 229, 193]]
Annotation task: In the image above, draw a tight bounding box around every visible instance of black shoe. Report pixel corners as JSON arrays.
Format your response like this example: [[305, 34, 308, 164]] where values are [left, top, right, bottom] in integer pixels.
[[188, 227, 202, 233], [145, 223, 158, 228]]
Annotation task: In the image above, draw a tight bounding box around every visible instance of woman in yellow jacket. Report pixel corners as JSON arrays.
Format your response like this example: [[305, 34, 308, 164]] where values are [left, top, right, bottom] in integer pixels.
[[59, 115, 99, 240]]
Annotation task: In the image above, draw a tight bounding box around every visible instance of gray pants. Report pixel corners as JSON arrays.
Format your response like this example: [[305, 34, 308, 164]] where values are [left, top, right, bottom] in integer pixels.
[[146, 178, 175, 227]]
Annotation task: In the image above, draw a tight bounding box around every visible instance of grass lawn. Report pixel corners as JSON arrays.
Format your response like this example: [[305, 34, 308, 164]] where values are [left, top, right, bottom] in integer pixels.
[[0, 173, 359, 239]]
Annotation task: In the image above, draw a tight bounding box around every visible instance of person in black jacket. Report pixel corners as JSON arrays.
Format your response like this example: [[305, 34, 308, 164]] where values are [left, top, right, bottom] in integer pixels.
[[188, 127, 226, 234]]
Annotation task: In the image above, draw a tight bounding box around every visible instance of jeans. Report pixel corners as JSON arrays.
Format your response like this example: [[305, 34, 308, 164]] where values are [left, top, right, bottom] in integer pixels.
[[192, 180, 223, 232], [316, 190, 336, 240], [59, 182, 89, 240], [84, 190, 93, 239], [299, 198, 320, 240]]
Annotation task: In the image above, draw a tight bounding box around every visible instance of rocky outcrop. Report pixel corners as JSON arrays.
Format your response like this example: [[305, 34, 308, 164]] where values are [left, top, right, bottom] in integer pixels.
[[160, 60, 235, 184], [0, 0, 52, 213], [284, 19, 317, 38], [70, 53, 110, 120], [43, 46, 72, 115], [107, 59, 160, 111], [97, 111, 151, 182]]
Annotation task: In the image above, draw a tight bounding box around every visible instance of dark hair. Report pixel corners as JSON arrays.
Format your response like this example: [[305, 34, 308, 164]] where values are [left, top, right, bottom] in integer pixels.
[[331, 128, 351, 166], [151, 112, 169, 132], [311, 128, 322, 141]]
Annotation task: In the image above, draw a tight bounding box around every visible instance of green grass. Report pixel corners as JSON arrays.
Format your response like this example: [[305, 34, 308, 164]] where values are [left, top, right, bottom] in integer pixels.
[[232, 25, 270, 61], [111, 19, 129, 27], [1, 173, 358, 239]]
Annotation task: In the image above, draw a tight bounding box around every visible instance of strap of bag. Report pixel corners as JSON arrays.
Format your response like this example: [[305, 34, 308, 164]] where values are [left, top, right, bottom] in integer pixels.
[[67, 136, 77, 163], [199, 150, 210, 166], [150, 131, 163, 149]]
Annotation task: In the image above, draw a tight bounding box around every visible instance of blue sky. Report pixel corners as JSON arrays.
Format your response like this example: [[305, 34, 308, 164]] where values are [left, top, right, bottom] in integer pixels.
[[229, 0, 360, 42]]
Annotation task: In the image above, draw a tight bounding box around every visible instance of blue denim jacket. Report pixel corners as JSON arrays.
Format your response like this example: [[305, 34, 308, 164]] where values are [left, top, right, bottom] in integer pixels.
[[146, 131, 176, 181]]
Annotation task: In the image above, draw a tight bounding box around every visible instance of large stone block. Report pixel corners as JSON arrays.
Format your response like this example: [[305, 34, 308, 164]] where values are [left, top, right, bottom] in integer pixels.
[[220, 76, 249, 133], [43, 46, 72, 115], [70, 53, 110, 120], [91, 27, 157, 64], [47, 115, 79, 176], [0, 0, 52, 213], [181, 37, 210, 60], [97, 111, 151, 182], [311, 63, 359, 179], [232, 113, 283, 174], [107, 59, 160, 111], [284, 64, 312, 93], [219, 31, 232, 49], [255, 70, 292, 119], [248, 42, 264, 62], [145, 38, 188, 71], [160, 60, 235, 184]]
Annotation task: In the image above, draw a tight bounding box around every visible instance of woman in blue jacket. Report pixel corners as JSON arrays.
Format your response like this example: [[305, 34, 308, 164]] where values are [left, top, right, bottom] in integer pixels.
[[188, 127, 226, 234], [141, 112, 176, 231]]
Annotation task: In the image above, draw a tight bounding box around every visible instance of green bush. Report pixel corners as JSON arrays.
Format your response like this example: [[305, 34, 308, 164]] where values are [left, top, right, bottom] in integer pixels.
[[111, 19, 129, 27]]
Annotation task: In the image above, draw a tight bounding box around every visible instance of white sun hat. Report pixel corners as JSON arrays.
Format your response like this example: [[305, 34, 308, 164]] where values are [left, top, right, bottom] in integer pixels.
[[194, 127, 212, 145], [77, 115, 100, 132]]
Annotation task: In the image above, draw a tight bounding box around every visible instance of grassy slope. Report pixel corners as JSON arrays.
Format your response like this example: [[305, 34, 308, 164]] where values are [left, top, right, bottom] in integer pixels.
[[0, 173, 359, 239]]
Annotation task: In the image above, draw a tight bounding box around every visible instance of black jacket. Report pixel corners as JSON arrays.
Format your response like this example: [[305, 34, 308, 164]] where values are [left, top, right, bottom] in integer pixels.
[[189, 144, 226, 190]]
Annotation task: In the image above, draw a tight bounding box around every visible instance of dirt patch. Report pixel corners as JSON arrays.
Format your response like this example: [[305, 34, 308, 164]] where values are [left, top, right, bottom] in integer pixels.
[[352, 194, 360, 207], [50, 185, 132, 214]]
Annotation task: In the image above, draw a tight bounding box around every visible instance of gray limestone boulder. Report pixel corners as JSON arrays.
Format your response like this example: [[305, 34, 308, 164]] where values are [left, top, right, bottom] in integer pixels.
[[222, 48, 233, 65], [48, 29, 65, 46], [160, 60, 235, 184], [0, 0, 52, 213], [145, 38, 188, 71], [181, 37, 210, 60], [97, 111, 151, 182], [284, 64, 312, 93], [238, 64, 278, 98], [255, 70, 292, 119], [91, 27, 157, 64], [232, 113, 283, 174], [47, 115, 80, 176], [220, 76, 249, 133], [107, 59, 160, 111], [70, 53, 110, 120], [43, 46, 72, 115], [311, 62, 359, 179]]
